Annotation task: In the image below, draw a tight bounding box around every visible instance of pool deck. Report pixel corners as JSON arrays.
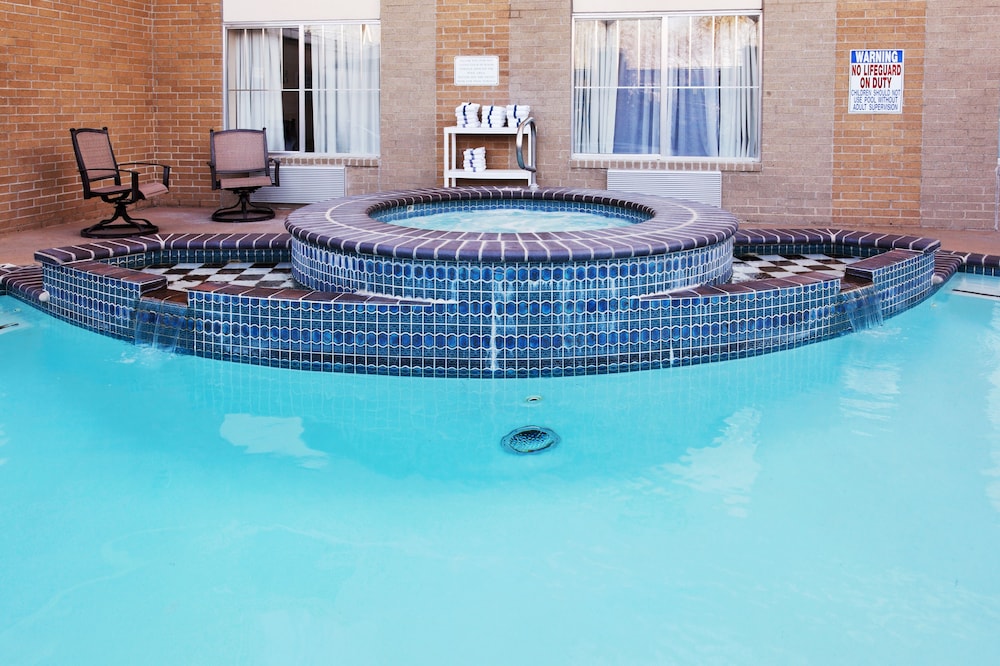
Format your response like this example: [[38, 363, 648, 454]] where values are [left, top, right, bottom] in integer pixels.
[[0, 206, 295, 267], [3, 204, 1000, 267]]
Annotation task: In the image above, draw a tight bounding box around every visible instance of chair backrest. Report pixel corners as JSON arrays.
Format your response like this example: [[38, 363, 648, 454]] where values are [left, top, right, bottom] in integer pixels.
[[70, 127, 120, 196], [210, 129, 270, 175]]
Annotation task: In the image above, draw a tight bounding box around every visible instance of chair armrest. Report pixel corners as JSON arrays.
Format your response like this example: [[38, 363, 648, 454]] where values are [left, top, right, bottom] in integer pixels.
[[119, 161, 171, 188], [127, 168, 141, 195], [82, 168, 136, 199], [207, 161, 220, 190]]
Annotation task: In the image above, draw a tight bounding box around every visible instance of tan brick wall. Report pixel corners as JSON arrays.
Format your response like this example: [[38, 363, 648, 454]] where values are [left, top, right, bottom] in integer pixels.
[[0, 1, 159, 234], [920, 0, 1000, 231], [380, 0, 440, 190], [722, 0, 839, 225], [383, 0, 575, 190], [509, 1, 576, 187], [831, 1, 926, 229], [380, 0, 576, 190]]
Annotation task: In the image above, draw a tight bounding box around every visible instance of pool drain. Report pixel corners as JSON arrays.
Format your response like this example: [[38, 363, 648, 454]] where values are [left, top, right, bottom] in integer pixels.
[[501, 426, 559, 454]]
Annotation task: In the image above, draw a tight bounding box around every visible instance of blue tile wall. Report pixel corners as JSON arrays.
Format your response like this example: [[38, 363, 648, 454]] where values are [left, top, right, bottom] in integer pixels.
[[642, 277, 846, 367], [134, 298, 195, 353], [846, 249, 936, 317], [42, 262, 157, 340], [291, 238, 735, 301], [21, 227, 945, 377]]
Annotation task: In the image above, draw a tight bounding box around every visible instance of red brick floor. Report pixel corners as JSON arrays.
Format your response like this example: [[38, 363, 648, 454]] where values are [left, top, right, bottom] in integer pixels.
[[0, 206, 296, 267]]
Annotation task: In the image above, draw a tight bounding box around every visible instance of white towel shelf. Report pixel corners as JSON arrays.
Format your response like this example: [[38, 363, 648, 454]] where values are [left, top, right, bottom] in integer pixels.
[[443, 125, 536, 188]]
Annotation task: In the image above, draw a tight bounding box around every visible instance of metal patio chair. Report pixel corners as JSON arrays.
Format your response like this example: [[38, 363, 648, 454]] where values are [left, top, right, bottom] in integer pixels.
[[69, 127, 171, 239], [207, 128, 281, 222]]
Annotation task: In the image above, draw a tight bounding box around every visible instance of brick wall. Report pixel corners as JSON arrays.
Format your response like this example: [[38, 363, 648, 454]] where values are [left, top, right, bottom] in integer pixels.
[[722, 0, 839, 225], [380, 0, 440, 190], [920, 0, 1000, 230], [435, 0, 519, 182], [510, 1, 578, 188], [0, 1, 159, 234], [831, 1, 926, 229], [2, 1, 999, 236], [383, 0, 575, 191], [151, 0, 225, 209]]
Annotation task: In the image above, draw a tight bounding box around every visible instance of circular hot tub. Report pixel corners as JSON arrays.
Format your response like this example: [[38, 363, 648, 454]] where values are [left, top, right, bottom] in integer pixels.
[[284, 186, 740, 376], [286, 186, 738, 299]]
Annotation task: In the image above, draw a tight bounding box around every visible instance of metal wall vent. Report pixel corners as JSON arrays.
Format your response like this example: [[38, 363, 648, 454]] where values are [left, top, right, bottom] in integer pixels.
[[607, 169, 723, 207], [251, 166, 346, 204]]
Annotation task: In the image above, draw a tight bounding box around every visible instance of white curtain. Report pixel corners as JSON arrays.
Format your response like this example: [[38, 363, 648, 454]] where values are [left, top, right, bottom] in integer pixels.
[[574, 14, 759, 159], [612, 19, 659, 154], [226, 28, 285, 151], [310, 23, 380, 154], [664, 16, 715, 157], [666, 15, 759, 158], [573, 20, 619, 154], [717, 16, 759, 159]]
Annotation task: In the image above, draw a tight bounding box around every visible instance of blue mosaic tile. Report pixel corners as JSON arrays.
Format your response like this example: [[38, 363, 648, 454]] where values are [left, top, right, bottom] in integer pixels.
[[11, 192, 962, 377]]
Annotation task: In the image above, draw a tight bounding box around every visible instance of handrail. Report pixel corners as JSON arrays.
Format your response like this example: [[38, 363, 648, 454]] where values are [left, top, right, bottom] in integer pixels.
[[515, 117, 537, 188]]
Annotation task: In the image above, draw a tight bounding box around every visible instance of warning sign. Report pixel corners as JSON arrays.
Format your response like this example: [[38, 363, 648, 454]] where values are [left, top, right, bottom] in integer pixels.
[[849, 49, 904, 114]]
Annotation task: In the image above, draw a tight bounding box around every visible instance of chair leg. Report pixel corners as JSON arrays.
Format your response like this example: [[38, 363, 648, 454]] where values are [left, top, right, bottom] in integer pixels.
[[211, 189, 275, 223], [81, 201, 159, 239]]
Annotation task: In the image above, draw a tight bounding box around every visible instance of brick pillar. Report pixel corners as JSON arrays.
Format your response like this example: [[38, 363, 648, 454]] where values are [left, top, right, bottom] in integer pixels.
[[152, 0, 225, 207], [833, 1, 927, 228], [379, 0, 440, 190]]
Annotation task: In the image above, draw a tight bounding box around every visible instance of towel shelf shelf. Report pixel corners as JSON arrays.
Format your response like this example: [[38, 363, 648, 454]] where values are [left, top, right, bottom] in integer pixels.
[[443, 125, 536, 188], [443, 168, 532, 182]]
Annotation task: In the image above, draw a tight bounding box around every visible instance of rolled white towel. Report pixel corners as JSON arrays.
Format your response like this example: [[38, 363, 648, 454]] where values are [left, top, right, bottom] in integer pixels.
[[506, 104, 531, 126], [482, 105, 507, 128], [455, 102, 483, 127], [463, 146, 487, 171]]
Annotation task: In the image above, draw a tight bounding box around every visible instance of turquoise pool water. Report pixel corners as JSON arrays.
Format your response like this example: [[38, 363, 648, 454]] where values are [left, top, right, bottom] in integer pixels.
[[1, 275, 1000, 665], [381, 207, 633, 232]]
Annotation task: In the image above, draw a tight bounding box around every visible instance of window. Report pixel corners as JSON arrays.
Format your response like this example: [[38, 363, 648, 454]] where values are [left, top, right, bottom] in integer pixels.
[[225, 23, 380, 155], [572, 13, 759, 160]]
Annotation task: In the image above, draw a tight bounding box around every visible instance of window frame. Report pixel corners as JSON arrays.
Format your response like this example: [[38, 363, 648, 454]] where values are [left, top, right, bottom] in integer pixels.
[[571, 10, 762, 163], [222, 20, 381, 157]]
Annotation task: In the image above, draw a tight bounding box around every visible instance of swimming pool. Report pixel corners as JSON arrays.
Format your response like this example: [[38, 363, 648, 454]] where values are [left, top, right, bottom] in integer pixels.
[[1, 274, 999, 664]]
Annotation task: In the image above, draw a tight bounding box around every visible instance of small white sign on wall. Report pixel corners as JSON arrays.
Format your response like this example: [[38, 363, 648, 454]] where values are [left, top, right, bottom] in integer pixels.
[[454, 56, 499, 87], [849, 49, 904, 114]]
